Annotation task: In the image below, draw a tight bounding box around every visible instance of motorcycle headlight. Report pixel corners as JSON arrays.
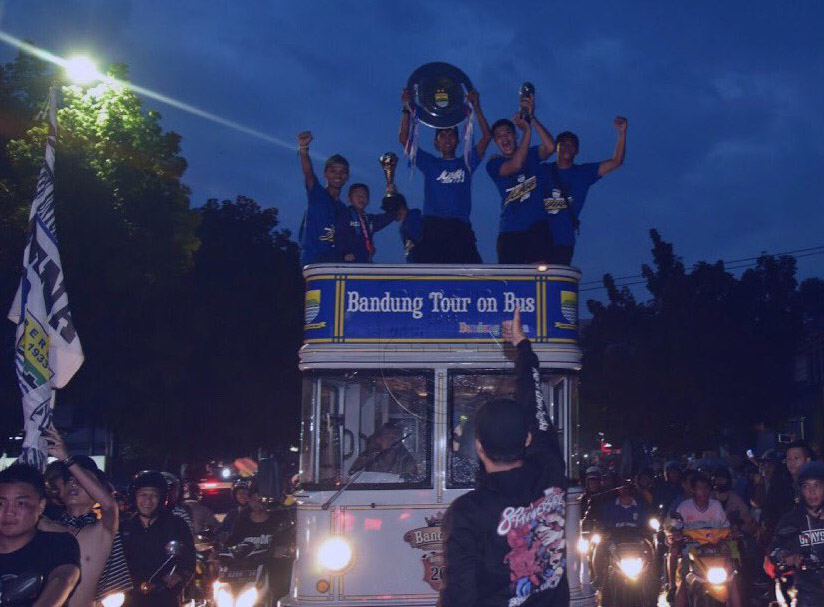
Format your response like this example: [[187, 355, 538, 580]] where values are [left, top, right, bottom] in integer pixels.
[[619, 557, 644, 580], [577, 537, 590, 554], [235, 586, 259, 607], [214, 582, 234, 607], [707, 567, 728, 585], [101, 592, 125, 607], [317, 536, 354, 572], [649, 518, 661, 532], [591, 533, 602, 545]]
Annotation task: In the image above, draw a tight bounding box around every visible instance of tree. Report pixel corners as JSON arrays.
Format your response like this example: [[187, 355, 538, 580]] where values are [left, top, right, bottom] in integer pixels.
[[581, 230, 816, 453]]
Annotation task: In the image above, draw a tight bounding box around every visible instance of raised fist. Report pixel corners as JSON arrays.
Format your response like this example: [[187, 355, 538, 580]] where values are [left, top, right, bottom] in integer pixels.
[[614, 116, 627, 132], [298, 131, 313, 147]]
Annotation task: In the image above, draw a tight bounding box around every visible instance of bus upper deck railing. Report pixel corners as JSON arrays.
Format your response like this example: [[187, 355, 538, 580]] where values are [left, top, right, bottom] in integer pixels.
[[301, 263, 581, 368]]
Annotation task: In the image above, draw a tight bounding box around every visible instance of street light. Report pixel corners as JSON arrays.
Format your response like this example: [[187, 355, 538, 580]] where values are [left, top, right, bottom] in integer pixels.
[[64, 55, 102, 85]]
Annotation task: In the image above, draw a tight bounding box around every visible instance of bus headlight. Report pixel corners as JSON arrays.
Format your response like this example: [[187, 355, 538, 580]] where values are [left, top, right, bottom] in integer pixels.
[[706, 567, 728, 585], [619, 557, 643, 580], [317, 536, 354, 572]]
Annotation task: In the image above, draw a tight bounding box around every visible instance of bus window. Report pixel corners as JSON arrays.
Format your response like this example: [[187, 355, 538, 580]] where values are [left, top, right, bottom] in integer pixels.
[[300, 371, 433, 489], [448, 372, 568, 488]]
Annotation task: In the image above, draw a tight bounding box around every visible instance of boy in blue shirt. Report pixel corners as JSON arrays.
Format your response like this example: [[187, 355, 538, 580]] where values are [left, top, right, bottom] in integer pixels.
[[337, 183, 396, 263], [486, 92, 557, 264], [398, 88, 491, 264], [297, 130, 349, 266], [541, 116, 627, 265]]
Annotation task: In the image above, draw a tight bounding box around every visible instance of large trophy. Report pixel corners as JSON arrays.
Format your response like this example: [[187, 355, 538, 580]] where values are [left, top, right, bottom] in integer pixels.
[[406, 62, 474, 128], [379, 152, 405, 214]]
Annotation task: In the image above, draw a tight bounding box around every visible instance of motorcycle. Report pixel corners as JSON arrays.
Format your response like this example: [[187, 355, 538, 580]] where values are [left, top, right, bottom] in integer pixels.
[[772, 550, 824, 607], [0, 573, 42, 606], [213, 541, 272, 607], [186, 527, 217, 603], [591, 525, 659, 607], [681, 527, 738, 606]]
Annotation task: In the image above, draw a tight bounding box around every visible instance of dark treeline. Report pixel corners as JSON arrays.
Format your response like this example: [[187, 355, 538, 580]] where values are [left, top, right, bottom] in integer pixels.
[[581, 229, 824, 451], [0, 52, 304, 466]]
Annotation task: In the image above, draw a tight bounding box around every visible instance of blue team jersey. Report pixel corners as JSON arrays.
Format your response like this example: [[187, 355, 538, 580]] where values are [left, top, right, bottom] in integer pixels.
[[415, 148, 481, 223], [540, 162, 601, 246], [299, 179, 347, 266], [400, 208, 423, 262], [336, 206, 395, 263], [486, 145, 545, 233]]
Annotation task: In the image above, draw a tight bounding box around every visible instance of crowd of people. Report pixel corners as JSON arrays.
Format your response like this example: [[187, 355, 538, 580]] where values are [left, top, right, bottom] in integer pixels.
[[577, 441, 824, 606], [297, 87, 627, 266], [0, 427, 287, 607]]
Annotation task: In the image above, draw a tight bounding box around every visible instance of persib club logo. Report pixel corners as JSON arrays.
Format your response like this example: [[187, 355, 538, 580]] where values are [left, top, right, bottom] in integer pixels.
[[561, 291, 577, 325], [305, 290, 321, 324]]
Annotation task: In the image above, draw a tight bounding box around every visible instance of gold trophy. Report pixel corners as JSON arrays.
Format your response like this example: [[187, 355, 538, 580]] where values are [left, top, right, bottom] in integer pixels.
[[379, 152, 404, 214]]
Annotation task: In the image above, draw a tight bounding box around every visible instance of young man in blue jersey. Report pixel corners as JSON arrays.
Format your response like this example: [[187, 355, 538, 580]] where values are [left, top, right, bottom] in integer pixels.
[[297, 130, 349, 266], [541, 116, 627, 265], [337, 183, 396, 263], [398, 88, 491, 264], [487, 92, 557, 264]]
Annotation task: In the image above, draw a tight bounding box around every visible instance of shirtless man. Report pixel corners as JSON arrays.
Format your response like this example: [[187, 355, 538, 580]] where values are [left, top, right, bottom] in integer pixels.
[[40, 426, 118, 607]]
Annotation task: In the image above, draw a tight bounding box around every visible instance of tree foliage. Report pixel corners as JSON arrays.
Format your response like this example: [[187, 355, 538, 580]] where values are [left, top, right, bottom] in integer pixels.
[[0, 52, 303, 466], [581, 229, 824, 452]]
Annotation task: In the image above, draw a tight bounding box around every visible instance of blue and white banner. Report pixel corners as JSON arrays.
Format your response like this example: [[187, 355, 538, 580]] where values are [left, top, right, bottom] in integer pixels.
[[7, 88, 84, 469], [304, 270, 578, 345]]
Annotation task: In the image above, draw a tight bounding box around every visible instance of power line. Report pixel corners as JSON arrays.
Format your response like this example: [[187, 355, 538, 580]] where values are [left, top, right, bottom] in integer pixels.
[[578, 243, 824, 289], [579, 247, 824, 293]]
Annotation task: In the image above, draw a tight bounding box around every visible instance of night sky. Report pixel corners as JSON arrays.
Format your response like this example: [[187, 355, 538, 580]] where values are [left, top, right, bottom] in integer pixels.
[[2, 1, 823, 304]]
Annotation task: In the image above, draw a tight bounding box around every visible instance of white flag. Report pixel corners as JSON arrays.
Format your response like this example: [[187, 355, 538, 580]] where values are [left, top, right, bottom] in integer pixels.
[[8, 88, 84, 469]]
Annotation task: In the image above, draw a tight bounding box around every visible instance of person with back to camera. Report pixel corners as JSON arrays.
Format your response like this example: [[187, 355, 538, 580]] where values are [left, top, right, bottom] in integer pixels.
[[540, 117, 627, 265], [440, 308, 569, 607]]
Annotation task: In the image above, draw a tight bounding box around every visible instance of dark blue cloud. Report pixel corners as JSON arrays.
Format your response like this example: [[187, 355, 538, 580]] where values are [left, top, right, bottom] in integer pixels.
[[2, 1, 823, 303]]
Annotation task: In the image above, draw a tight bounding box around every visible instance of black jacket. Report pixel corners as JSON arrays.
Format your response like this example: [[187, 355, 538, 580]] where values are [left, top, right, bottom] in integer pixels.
[[441, 340, 568, 607], [121, 509, 195, 605], [770, 505, 824, 603]]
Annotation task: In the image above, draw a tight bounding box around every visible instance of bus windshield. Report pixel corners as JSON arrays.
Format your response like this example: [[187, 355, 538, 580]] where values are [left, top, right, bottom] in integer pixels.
[[448, 371, 570, 487], [300, 370, 433, 489]]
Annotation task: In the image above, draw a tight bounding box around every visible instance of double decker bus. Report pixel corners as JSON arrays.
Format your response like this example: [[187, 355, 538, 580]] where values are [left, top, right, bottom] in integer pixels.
[[281, 263, 593, 607]]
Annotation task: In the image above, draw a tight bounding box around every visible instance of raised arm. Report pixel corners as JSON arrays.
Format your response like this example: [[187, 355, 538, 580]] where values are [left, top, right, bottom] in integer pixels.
[[522, 95, 555, 160], [298, 131, 315, 189], [399, 88, 412, 148], [598, 116, 627, 177], [466, 89, 491, 159], [45, 425, 118, 532], [503, 309, 564, 475], [497, 114, 532, 177]]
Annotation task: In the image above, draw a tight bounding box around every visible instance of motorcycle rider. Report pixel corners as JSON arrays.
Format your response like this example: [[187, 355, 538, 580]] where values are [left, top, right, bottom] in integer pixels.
[[219, 480, 250, 541], [182, 482, 218, 535], [121, 470, 195, 607], [653, 461, 684, 516], [161, 472, 194, 534], [0, 463, 80, 607], [769, 461, 824, 607], [670, 472, 742, 607], [752, 449, 795, 548], [711, 467, 754, 534]]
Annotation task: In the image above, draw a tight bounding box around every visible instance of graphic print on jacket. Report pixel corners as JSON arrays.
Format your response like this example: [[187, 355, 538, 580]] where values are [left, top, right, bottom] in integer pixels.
[[499, 486, 566, 606]]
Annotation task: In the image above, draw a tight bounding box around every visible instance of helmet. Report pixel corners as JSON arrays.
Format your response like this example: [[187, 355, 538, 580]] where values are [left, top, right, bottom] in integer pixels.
[[129, 470, 169, 507], [797, 461, 824, 486], [585, 466, 601, 479], [232, 480, 250, 499], [760, 449, 783, 464]]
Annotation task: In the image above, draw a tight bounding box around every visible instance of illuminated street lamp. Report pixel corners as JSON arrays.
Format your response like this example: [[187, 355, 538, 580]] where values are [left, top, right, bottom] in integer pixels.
[[64, 55, 103, 85]]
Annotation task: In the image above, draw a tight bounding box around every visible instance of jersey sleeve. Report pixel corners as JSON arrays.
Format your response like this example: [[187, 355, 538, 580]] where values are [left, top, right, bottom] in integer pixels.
[[415, 149, 436, 174], [486, 156, 504, 179], [515, 340, 565, 478], [583, 162, 602, 186], [306, 179, 327, 212], [50, 532, 81, 570], [370, 211, 396, 233]]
